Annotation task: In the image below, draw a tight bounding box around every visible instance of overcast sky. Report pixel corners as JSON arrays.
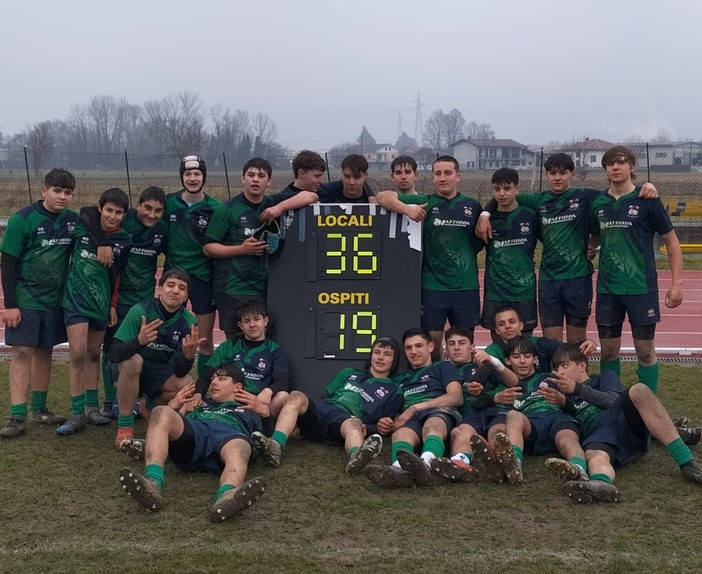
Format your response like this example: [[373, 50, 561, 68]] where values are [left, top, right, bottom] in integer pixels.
[[3, 0, 700, 150]]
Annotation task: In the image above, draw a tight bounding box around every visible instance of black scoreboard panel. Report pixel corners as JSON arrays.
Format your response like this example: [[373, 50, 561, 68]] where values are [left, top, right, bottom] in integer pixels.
[[267, 203, 422, 399]]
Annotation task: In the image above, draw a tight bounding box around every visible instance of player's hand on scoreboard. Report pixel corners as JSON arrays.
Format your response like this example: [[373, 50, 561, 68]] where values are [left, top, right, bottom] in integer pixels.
[[404, 203, 428, 222], [259, 206, 282, 222]]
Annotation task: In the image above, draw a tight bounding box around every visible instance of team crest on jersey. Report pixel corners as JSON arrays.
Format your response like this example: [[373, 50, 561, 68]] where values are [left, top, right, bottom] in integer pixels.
[[197, 216, 209, 228], [520, 222, 531, 234], [113, 244, 123, 256], [153, 234, 162, 246], [36, 226, 46, 235], [172, 331, 181, 342], [627, 204, 640, 218], [375, 387, 388, 399], [569, 199, 580, 210], [420, 374, 431, 382], [257, 358, 267, 372], [67, 221, 75, 233], [464, 205, 473, 217]]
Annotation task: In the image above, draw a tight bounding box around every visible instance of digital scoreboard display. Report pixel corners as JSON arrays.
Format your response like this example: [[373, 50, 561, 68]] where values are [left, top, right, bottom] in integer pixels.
[[267, 204, 422, 399]]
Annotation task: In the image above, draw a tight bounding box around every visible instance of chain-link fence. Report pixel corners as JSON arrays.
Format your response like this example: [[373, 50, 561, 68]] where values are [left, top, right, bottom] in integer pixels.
[[2, 146, 702, 239]]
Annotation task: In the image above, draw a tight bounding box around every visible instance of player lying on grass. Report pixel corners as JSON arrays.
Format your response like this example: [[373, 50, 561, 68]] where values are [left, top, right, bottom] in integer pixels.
[[365, 328, 463, 487], [119, 365, 268, 523], [250, 336, 403, 474], [541, 346, 702, 503]]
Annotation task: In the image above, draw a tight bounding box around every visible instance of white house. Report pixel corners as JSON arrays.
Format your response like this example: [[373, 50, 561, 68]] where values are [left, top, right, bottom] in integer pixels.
[[450, 138, 535, 170]]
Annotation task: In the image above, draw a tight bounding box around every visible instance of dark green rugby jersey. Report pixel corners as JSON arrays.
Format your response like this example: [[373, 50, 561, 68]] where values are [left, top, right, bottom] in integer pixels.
[[399, 193, 483, 291], [396, 360, 461, 409], [204, 192, 288, 297], [323, 367, 403, 423], [62, 221, 131, 320], [206, 337, 289, 395], [517, 188, 599, 280], [512, 372, 560, 416], [569, 371, 624, 437], [164, 191, 220, 281], [484, 205, 538, 301], [118, 209, 168, 307], [113, 298, 196, 364], [1, 202, 78, 310], [590, 189, 674, 295], [187, 400, 261, 436], [485, 336, 562, 375]]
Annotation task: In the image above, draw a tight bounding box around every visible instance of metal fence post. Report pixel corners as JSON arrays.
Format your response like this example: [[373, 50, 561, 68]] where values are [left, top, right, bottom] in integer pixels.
[[23, 146, 32, 203], [539, 147, 544, 192], [124, 150, 133, 207], [223, 152, 231, 198]]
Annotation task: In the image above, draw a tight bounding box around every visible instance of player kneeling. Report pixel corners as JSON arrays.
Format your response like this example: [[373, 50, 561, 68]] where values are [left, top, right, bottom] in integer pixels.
[[119, 365, 268, 523]]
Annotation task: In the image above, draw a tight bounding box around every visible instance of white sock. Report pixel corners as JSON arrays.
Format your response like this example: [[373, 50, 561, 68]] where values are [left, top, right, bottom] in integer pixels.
[[451, 452, 471, 465], [392, 460, 402, 468], [420, 451, 436, 465]]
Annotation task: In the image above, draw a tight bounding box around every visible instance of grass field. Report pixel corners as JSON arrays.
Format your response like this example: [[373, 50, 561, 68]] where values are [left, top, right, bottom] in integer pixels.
[[1, 362, 701, 574]]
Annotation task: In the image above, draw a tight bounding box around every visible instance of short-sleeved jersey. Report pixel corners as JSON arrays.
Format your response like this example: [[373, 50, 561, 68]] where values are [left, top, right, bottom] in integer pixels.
[[512, 372, 560, 416], [164, 191, 221, 281], [518, 188, 599, 280], [323, 367, 403, 423], [484, 205, 539, 302], [186, 399, 261, 436], [396, 360, 460, 409], [113, 298, 197, 364], [1, 202, 79, 310], [62, 220, 131, 320], [204, 192, 289, 297], [205, 337, 290, 395], [485, 335, 562, 374], [456, 362, 503, 415], [570, 371, 624, 437], [317, 180, 373, 203], [590, 189, 674, 295], [117, 209, 168, 307], [399, 193, 483, 291]]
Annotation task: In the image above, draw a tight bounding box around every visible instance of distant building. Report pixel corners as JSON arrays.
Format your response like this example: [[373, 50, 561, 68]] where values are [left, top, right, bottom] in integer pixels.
[[450, 138, 535, 170], [626, 141, 702, 170], [557, 138, 616, 169]]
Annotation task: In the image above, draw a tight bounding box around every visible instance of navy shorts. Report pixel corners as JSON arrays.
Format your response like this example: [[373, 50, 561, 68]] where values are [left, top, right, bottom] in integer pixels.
[[214, 293, 264, 339], [5, 307, 67, 347], [298, 400, 352, 445], [169, 418, 252, 474], [110, 359, 176, 400], [458, 411, 486, 436], [400, 406, 462, 438], [523, 410, 579, 456], [63, 308, 107, 331], [595, 291, 660, 328], [188, 275, 216, 315], [582, 391, 650, 468], [482, 298, 537, 332], [421, 288, 481, 331], [538, 276, 592, 328], [482, 406, 510, 431]]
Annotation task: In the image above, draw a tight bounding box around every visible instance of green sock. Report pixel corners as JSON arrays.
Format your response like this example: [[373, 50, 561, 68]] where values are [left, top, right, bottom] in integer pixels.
[[569, 456, 589, 477], [463, 452, 473, 463], [600, 358, 621, 377], [85, 389, 100, 408], [102, 356, 116, 401], [591, 473, 613, 484], [423, 435, 445, 458], [636, 363, 659, 394], [118, 415, 135, 429], [144, 464, 165, 490], [667, 437, 694, 467], [31, 391, 48, 412], [214, 483, 235, 502], [348, 446, 359, 457], [513, 445, 524, 463], [70, 394, 85, 415], [391, 440, 414, 463], [271, 430, 288, 447], [10, 403, 28, 419], [197, 353, 212, 378]]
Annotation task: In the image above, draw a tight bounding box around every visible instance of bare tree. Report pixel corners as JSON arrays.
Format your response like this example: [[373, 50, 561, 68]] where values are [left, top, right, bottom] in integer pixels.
[[444, 109, 466, 146], [209, 105, 251, 155], [423, 110, 447, 151], [66, 103, 91, 152], [144, 91, 206, 158], [87, 95, 128, 153], [23, 121, 56, 176], [251, 112, 278, 144], [466, 121, 495, 139]]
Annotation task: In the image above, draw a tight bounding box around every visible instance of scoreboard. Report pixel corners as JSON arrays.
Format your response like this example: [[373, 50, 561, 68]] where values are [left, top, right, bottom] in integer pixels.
[[267, 203, 422, 399]]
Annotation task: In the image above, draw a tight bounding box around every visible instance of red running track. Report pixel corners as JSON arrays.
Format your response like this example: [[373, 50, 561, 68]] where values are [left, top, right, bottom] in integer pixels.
[[1, 270, 700, 356]]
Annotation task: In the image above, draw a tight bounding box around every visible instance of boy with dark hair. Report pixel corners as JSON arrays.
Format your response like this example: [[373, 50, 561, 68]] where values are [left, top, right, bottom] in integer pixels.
[[390, 155, 419, 194], [250, 336, 403, 474], [58, 187, 132, 435], [204, 158, 316, 339], [365, 327, 462, 487], [101, 186, 168, 417], [590, 145, 683, 393], [164, 155, 220, 376], [119, 365, 267, 522], [376, 156, 484, 353], [1, 169, 78, 438], [481, 168, 539, 340], [478, 153, 657, 344], [194, 298, 291, 420], [110, 268, 202, 449]]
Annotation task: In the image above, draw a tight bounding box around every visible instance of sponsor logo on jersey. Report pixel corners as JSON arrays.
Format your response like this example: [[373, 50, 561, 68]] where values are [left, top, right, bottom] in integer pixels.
[[147, 342, 176, 353], [404, 383, 429, 396], [432, 218, 470, 228], [79, 249, 97, 260], [243, 227, 257, 237], [169, 214, 178, 222], [541, 213, 576, 225], [492, 238, 528, 249], [130, 247, 157, 256], [40, 238, 72, 247], [343, 382, 374, 402]]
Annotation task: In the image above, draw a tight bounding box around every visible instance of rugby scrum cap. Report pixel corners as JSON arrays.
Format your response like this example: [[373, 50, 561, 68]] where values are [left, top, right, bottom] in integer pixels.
[[180, 155, 207, 186]]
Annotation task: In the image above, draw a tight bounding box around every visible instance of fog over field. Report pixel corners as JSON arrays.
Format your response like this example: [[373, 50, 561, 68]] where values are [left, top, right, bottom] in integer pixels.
[[2, 0, 700, 149]]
